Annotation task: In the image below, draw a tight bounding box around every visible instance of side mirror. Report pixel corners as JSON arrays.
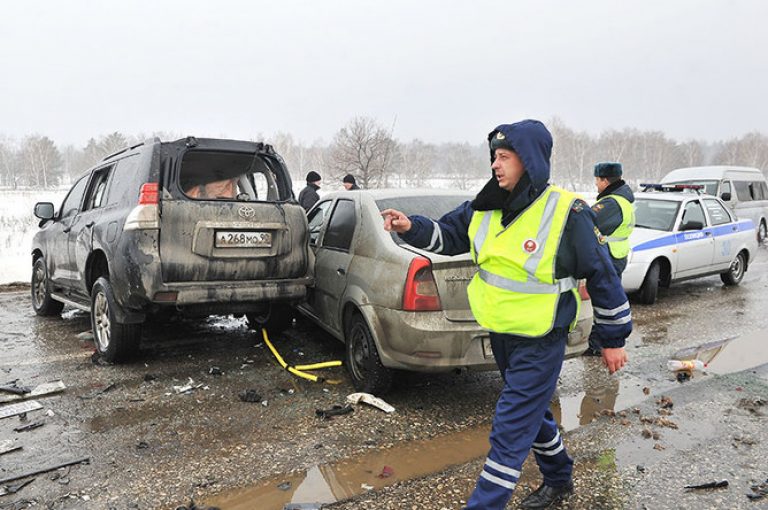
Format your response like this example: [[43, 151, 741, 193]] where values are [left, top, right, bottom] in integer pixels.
[[34, 202, 55, 220], [720, 192, 731, 202], [680, 220, 704, 231]]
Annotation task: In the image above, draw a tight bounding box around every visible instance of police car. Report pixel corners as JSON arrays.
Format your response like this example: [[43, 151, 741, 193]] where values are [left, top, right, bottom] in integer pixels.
[[622, 184, 758, 304]]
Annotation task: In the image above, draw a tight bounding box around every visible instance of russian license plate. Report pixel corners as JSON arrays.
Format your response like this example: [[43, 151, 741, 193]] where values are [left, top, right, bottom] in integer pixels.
[[481, 336, 493, 359], [215, 231, 272, 248]]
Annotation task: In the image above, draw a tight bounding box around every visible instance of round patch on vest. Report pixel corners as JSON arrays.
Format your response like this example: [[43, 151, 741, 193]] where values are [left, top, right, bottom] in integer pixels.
[[522, 238, 539, 254]]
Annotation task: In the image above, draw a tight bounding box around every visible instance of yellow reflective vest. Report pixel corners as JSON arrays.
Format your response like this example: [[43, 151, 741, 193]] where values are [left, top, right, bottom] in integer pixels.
[[467, 186, 580, 336], [595, 194, 635, 259]]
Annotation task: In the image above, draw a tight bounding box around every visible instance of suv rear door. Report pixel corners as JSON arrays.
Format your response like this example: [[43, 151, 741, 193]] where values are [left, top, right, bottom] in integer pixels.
[[158, 139, 309, 283]]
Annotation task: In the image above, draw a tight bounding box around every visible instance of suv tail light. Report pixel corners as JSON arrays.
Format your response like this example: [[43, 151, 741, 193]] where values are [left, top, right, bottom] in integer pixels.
[[403, 256, 442, 311], [138, 183, 160, 205], [124, 182, 160, 231], [578, 280, 590, 301]]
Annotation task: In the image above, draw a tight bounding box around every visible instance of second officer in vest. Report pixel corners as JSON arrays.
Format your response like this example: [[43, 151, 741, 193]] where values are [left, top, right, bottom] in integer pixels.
[[592, 162, 635, 276], [381, 119, 631, 510]]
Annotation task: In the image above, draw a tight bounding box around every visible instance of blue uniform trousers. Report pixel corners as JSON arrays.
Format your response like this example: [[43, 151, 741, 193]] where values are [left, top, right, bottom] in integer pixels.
[[465, 329, 574, 510]]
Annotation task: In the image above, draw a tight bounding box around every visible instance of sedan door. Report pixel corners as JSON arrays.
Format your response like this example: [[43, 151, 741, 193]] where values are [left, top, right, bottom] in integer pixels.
[[704, 198, 741, 270], [312, 198, 357, 334], [674, 199, 714, 278]]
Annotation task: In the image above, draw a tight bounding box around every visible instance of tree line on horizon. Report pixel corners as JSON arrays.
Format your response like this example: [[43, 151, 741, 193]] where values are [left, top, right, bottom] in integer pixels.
[[1, 117, 768, 192]]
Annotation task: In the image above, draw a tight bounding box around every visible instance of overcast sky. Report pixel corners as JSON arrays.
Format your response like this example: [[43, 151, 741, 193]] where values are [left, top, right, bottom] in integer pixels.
[[1, 0, 767, 146]]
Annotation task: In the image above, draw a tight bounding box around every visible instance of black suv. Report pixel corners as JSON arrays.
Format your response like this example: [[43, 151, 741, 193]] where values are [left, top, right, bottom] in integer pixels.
[[31, 137, 312, 362]]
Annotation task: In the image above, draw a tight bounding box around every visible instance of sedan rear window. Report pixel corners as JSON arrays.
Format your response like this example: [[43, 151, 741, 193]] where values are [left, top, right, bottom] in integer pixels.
[[179, 150, 291, 202], [634, 199, 680, 232], [375, 195, 471, 218]]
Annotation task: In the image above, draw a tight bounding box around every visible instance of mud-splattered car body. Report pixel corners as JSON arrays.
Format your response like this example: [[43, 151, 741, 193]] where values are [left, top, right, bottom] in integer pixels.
[[31, 137, 312, 361], [296, 189, 592, 394]]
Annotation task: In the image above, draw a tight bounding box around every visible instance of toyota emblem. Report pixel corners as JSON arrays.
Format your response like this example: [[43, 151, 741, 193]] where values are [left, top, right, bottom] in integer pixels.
[[238, 206, 256, 219]]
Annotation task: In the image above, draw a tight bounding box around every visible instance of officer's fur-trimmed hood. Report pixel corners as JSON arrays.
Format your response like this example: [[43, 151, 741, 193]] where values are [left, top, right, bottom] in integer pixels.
[[471, 119, 552, 212]]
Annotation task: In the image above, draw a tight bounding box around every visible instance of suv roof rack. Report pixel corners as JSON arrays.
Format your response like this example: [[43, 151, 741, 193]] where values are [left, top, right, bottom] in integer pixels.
[[640, 183, 704, 194]]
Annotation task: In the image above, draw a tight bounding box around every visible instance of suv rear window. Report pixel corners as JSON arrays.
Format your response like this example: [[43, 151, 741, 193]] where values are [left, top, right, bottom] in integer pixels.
[[179, 150, 291, 202]]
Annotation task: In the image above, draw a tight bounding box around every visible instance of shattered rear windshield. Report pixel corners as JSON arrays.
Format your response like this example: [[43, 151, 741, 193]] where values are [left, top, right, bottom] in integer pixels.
[[179, 150, 292, 202]]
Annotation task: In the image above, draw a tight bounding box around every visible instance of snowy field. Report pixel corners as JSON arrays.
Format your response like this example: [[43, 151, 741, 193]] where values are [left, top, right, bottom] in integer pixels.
[[0, 189, 67, 284]]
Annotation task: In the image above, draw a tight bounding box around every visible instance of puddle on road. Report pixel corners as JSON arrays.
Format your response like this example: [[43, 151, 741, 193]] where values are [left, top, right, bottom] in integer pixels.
[[206, 370, 657, 509], [697, 330, 768, 375], [206, 426, 491, 509]]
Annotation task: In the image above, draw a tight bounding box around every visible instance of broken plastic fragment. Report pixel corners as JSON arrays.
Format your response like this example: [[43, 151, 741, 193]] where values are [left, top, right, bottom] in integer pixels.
[[315, 405, 353, 419], [346, 393, 395, 413]]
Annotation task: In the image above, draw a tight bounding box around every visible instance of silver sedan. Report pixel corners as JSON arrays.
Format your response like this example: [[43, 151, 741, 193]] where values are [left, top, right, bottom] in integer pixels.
[[297, 189, 592, 394]]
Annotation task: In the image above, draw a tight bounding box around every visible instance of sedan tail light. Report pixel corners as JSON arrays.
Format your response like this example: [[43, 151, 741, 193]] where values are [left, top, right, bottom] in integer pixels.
[[403, 256, 442, 311]]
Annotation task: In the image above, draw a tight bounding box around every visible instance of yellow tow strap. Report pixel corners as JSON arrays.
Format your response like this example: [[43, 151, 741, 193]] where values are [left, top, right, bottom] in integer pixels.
[[261, 328, 343, 383]]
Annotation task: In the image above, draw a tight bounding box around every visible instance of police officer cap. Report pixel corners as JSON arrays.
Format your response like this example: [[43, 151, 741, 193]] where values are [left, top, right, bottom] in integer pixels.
[[594, 162, 623, 177], [306, 171, 321, 183]]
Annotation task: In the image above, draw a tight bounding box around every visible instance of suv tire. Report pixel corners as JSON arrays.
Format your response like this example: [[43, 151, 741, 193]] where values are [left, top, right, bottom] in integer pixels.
[[91, 277, 141, 362], [720, 251, 746, 286], [247, 304, 294, 334], [637, 261, 661, 305], [31, 257, 64, 316], [345, 312, 392, 395]]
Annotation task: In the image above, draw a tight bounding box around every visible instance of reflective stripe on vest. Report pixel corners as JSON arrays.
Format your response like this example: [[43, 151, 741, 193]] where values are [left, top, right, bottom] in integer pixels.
[[596, 194, 635, 259], [467, 186, 580, 337]]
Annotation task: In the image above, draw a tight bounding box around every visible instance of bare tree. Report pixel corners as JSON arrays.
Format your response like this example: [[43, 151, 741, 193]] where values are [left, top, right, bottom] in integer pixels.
[[0, 138, 20, 189], [329, 117, 397, 189], [20, 135, 62, 188], [397, 139, 435, 187]]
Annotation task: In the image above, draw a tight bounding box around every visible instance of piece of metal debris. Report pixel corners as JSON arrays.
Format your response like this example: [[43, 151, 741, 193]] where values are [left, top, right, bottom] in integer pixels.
[[685, 480, 729, 490], [748, 479, 768, 501], [315, 405, 353, 420], [13, 421, 45, 433], [0, 477, 35, 496], [0, 457, 90, 485], [0, 400, 43, 420]]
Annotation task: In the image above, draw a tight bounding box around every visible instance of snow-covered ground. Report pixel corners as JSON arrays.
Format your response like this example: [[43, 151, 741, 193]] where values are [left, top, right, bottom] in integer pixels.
[[0, 189, 67, 284]]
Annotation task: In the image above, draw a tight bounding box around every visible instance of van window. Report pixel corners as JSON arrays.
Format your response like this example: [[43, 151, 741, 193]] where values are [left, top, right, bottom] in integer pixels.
[[749, 182, 765, 200], [703, 199, 732, 226], [179, 150, 290, 202], [733, 181, 752, 202], [720, 181, 731, 200]]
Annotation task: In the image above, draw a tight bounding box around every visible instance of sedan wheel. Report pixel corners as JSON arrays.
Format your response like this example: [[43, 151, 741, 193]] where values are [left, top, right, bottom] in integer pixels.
[[721, 251, 746, 286], [345, 313, 392, 395]]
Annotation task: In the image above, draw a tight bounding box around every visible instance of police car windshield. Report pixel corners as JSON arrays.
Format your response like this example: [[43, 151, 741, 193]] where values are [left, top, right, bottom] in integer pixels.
[[633, 198, 680, 232], [664, 180, 718, 196]]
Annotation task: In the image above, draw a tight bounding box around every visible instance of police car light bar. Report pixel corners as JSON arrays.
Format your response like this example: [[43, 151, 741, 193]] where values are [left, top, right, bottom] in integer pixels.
[[640, 183, 705, 193]]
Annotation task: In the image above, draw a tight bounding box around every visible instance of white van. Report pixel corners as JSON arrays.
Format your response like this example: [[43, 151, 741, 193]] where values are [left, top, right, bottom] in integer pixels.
[[661, 166, 768, 242]]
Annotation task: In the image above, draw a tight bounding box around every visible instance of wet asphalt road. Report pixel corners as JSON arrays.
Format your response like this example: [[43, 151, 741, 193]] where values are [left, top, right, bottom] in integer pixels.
[[1, 245, 767, 509]]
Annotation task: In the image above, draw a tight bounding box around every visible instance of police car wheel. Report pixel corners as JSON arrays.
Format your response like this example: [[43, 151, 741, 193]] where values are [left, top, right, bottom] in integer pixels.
[[637, 261, 660, 305], [345, 312, 392, 395], [721, 251, 746, 286], [758, 221, 767, 244]]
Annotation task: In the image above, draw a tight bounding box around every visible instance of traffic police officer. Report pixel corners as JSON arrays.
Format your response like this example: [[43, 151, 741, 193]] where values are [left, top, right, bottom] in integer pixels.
[[382, 120, 631, 510], [584, 162, 636, 356]]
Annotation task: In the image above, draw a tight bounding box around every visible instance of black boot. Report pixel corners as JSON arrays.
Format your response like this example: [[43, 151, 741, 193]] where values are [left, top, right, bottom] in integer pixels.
[[519, 481, 574, 509]]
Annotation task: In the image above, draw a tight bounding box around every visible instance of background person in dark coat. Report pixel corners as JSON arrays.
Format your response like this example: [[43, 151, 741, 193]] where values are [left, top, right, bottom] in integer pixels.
[[342, 174, 360, 190], [298, 171, 321, 211]]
